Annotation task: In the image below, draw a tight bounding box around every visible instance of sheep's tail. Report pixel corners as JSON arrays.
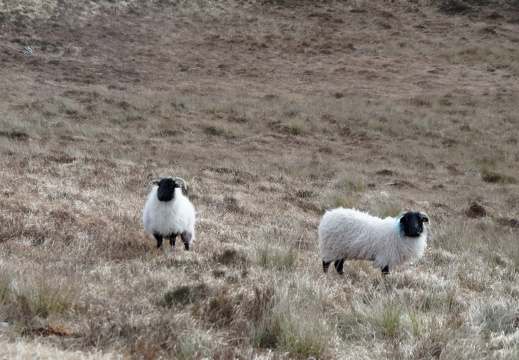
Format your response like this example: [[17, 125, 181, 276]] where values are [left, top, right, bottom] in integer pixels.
[[173, 177, 188, 192]]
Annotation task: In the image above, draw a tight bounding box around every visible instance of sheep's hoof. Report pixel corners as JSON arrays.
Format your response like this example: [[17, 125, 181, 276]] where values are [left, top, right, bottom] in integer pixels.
[[170, 234, 178, 247], [334, 259, 345, 274], [322, 261, 331, 273], [154, 234, 164, 249], [381, 266, 390, 275], [337, 271, 345, 276]]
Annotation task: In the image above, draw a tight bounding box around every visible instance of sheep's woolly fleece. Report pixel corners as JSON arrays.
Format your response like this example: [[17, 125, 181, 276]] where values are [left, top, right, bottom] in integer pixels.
[[142, 186, 196, 241], [318, 208, 427, 270]]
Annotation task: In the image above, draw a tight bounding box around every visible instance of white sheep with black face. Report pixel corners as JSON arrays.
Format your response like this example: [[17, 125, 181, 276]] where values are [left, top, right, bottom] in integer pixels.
[[318, 208, 429, 275], [142, 177, 195, 250]]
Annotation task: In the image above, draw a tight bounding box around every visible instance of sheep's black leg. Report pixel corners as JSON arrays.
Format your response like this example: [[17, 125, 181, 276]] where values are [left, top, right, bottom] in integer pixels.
[[169, 233, 178, 247], [381, 265, 390, 275], [323, 261, 331, 273], [334, 259, 345, 275], [154, 234, 163, 249], [181, 232, 192, 251]]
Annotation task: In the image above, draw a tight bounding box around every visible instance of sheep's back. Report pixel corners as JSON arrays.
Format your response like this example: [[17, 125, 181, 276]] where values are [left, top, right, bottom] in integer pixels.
[[318, 208, 390, 262], [318, 208, 427, 269], [318, 208, 382, 261]]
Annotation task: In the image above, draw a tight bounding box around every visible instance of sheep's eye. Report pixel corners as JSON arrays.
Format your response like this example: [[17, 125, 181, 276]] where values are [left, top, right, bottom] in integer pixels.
[[423, 217, 429, 223]]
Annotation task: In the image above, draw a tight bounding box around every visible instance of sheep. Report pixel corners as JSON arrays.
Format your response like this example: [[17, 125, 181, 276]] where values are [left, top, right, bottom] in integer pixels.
[[318, 208, 429, 275], [142, 177, 195, 250]]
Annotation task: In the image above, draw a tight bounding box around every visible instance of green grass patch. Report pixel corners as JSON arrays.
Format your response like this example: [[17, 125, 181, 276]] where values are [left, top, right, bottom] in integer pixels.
[[0, 274, 75, 328], [157, 284, 210, 308], [0, 131, 30, 141], [481, 169, 517, 184], [158, 286, 193, 308]]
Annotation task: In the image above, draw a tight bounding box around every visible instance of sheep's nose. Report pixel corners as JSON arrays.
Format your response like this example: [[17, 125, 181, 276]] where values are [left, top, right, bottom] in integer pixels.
[[406, 225, 422, 237], [411, 226, 421, 234]]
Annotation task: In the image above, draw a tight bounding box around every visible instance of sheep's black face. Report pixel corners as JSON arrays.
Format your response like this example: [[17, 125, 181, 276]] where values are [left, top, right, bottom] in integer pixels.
[[155, 178, 180, 202], [400, 212, 428, 237]]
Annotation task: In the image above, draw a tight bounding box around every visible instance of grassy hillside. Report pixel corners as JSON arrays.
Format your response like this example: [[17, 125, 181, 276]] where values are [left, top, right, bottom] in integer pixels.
[[0, 0, 518, 358]]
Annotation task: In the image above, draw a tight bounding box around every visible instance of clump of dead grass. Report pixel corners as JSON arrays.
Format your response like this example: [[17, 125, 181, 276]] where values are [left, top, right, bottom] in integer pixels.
[[244, 276, 331, 359]]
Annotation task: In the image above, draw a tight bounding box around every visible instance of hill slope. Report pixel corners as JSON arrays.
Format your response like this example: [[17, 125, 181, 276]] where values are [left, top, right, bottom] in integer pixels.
[[0, 0, 518, 359]]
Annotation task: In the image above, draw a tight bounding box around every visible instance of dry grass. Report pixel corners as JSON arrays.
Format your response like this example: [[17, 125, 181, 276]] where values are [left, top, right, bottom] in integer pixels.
[[0, 0, 518, 358]]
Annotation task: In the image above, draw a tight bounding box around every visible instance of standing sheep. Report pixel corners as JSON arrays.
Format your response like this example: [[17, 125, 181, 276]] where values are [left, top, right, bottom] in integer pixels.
[[318, 208, 429, 275], [142, 177, 196, 250]]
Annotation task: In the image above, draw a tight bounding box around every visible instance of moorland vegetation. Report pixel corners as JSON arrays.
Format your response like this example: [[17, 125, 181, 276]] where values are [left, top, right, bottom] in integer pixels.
[[0, 0, 518, 358]]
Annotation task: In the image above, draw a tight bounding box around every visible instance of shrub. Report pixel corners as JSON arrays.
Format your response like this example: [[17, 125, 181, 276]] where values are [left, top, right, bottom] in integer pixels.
[[481, 169, 517, 184], [206, 295, 234, 328], [436, 0, 472, 14]]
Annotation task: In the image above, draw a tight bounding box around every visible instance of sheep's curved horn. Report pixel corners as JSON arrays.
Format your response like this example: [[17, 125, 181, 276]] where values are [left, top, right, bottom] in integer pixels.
[[173, 177, 188, 191]]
